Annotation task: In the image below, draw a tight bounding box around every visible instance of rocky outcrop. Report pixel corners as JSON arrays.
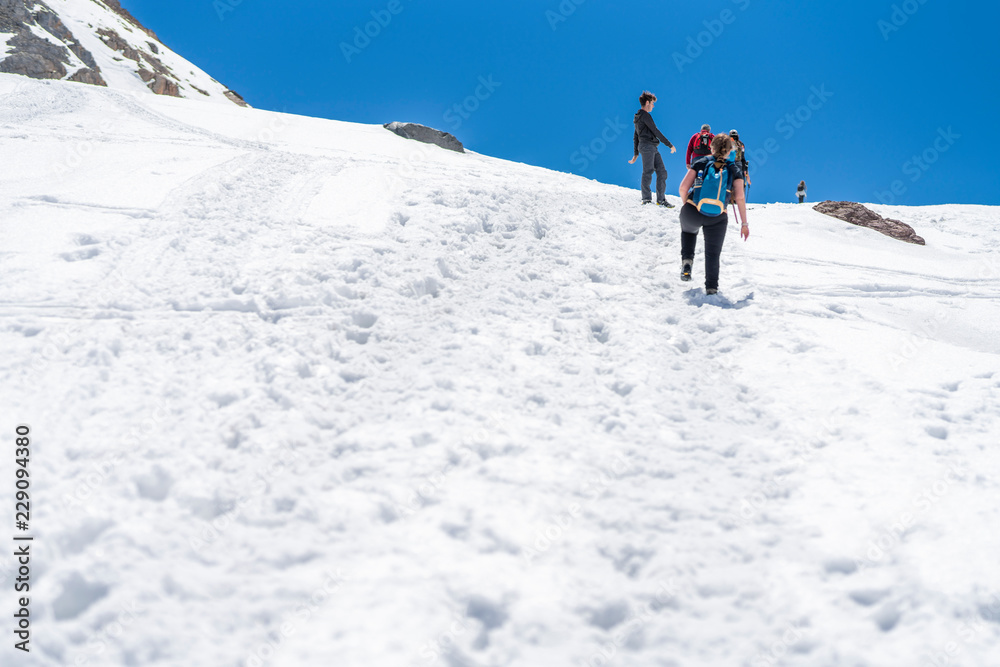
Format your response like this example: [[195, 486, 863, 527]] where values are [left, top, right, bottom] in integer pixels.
[[384, 122, 465, 153], [224, 90, 249, 108], [97, 27, 141, 62], [0, 0, 106, 86], [137, 68, 179, 97], [67, 67, 108, 86], [34, 3, 101, 72], [98, 26, 180, 97], [1, 0, 248, 106], [99, 0, 159, 41], [813, 201, 925, 245]]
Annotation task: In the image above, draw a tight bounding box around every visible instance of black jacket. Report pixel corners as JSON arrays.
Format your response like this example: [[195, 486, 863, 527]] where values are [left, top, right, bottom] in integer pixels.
[[633, 109, 674, 155]]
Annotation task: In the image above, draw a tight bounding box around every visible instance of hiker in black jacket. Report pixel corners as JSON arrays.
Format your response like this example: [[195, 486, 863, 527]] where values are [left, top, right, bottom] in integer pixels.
[[628, 91, 676, 207]]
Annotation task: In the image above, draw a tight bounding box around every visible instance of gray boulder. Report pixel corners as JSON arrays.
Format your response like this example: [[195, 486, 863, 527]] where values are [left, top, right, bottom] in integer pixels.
[[384, 122, 464, 153], [813, 201, 925, 245]]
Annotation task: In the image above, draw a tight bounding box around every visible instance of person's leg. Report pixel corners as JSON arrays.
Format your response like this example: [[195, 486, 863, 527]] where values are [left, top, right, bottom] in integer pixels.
[[640, 147, 655, 202], [679, 203, 699, 266], [654, 151, 668, 204], [798, 194, 804, 204], [702, 216, 729, 291]]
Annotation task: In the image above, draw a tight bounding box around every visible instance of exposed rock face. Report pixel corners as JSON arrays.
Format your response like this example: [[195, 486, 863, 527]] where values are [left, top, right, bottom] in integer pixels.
[[97, 27, 141, 62], [135, 67, 178, 97], [0, 0, 248, 106], [384, 122, 465, 153], [0, 0, 106, 86], [813, 201, 926, 245], [100, 0, 158, 40], [224, 90, 249, 108], [98, 26, 179, 97], [67, 67, 107, 86]]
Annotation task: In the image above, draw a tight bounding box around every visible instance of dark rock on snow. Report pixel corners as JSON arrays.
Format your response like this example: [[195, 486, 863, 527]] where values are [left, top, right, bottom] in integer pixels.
[[98, 26, 179, 97], [384, 122, 465, 153], [0, 0, 106, 86], [813, 201, 925, 245], [97, 27, 142, 63], [99, 0, 159, 40], [224, 90, 249, 108]]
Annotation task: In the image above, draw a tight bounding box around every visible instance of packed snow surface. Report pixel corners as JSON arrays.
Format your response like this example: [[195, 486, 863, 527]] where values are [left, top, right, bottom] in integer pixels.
[[1, 73, 999, 667]]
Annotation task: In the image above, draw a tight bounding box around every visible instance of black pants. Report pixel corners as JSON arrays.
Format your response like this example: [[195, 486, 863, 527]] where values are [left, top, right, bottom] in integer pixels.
[[680, 204, 729, 290], [639, 144, 667, 203], [798, 194, 805, 203]]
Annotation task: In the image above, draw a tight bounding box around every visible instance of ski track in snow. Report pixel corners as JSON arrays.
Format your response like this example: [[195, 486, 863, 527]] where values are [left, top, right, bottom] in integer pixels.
[[1, 74, 1000, 667]]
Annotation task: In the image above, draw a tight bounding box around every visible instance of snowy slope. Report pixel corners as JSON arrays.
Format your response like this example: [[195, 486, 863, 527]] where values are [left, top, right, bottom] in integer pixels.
[[0, 0, 247, 105], [1, 73, 1000, 667]]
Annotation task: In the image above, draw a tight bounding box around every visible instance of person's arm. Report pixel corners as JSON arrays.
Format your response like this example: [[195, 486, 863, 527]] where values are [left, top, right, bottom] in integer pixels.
[[685, 134, 695, 166], [733, 178, 749, 240], [642, 115, 674, 151], [633, 126, 639, 157], [678, 168, 697, 204]]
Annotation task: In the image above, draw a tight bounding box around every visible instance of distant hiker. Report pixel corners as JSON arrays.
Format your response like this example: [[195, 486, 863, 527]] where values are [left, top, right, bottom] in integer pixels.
[[797, 180, 807, 203], [678, 134, 749, 295], [686, 124, 714, 169], [729, 129, 750, 187], [628, 91, 677, 207]]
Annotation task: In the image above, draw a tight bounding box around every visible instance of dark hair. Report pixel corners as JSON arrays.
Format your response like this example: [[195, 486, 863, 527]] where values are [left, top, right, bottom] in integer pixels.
[[639, 91, 657, 107], [799, 180, 806, 187], [711, 134, 733, 170]]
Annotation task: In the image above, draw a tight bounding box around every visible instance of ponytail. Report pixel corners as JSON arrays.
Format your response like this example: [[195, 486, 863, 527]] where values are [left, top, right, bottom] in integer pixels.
[[710, 134, 733, 171]]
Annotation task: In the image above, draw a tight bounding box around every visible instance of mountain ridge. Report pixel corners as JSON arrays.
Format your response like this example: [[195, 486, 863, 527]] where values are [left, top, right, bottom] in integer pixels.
[[0, 0, 247, 105]]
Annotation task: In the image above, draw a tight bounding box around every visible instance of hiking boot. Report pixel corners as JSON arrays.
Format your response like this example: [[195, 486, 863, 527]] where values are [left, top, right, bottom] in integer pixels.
[[642, 200, 653, 205], [681, 259, 693, 282], [706, 288, 718, 295], [657, 201, 675, 208]]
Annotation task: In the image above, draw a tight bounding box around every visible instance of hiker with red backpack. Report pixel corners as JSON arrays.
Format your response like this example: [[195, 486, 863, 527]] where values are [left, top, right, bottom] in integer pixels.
[[686, 124, 714, 170], [678, 134, 749, 295]]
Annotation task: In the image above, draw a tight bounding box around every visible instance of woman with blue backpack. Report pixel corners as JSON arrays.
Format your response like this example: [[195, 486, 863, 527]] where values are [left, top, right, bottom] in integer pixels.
[[677, 134, 749, 295]]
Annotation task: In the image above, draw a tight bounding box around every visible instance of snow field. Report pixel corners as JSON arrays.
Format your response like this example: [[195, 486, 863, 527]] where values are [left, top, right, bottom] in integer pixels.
[[1, 74, 1000, 666]]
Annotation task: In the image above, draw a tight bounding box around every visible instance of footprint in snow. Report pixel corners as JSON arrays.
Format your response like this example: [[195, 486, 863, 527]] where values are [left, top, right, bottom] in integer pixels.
[[590, 321, 609, 344], [52, 572, 109, 620], [925, 425, 948, 440], [684, 289, 755, 309], [60, 247, 101, 262], [134, 465, 173, 501]]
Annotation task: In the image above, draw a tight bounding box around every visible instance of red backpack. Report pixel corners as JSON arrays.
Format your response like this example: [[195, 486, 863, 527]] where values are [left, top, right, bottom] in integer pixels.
[[693, 132, 713, 156]]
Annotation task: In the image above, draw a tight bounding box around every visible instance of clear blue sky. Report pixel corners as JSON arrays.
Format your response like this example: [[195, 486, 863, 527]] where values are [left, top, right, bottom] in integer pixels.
[[127, 0, 999, 205]]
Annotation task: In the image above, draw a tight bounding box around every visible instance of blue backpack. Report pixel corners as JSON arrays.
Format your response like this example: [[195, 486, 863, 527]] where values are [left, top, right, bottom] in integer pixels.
[[691, 160, 732, 216]]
